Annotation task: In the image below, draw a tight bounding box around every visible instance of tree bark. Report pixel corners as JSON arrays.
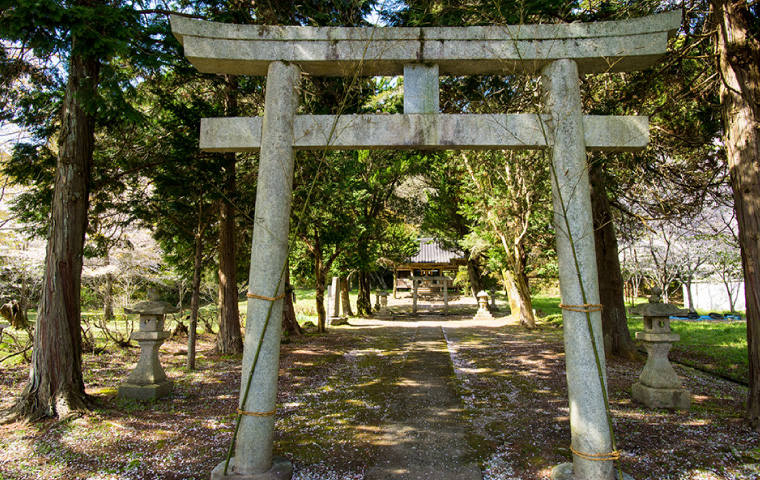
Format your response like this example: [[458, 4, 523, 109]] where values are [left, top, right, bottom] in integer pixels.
[[590, 164, 639, 360], [466, 254, 484, 299], [340, 276, 353, 317], [282, 263, 302, 335], [216, 75, 243, 355], [103, 271, 114, 322], [314, 254, 327, 333], [684, 275, 695, 311], [188, 225, 203, 370], [356, 271, 372, 316], [216, 165, 243, 353], [712, 0, 760, 428], [8, 40, 100, 421], [503, 269, 535, 328]]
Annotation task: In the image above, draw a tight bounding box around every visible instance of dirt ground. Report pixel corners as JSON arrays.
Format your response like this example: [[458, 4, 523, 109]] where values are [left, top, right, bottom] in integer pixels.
[[1, 304, 759, 480]]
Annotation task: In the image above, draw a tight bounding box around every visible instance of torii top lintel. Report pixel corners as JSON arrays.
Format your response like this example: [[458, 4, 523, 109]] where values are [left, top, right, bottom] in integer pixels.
[[171, 10, 680, 77]]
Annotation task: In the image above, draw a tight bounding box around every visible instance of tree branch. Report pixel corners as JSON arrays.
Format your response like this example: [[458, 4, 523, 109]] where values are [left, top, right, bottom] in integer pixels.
[[136, 9, 206, 20]]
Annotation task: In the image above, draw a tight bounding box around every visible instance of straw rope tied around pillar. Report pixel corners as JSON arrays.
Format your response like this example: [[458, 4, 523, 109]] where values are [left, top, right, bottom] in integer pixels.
[[570, 445, 621, 462], [247, 292, 286, 301], [237, 407, 276, 418], [559, 303, 603, 313]]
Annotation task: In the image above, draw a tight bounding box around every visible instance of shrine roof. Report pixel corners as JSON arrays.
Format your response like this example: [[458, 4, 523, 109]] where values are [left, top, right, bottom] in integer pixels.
[[407, 238, 465, 265]]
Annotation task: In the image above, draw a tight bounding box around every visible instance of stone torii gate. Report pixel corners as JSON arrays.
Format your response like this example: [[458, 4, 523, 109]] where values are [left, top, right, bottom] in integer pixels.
[[171, 11, 680, 480]]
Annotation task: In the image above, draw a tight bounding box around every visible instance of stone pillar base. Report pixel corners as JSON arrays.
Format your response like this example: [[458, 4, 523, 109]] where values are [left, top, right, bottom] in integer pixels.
[[632, 382, 690, 410], [551, 462, 634, 480], [211, 456, 293, 480], [328, 316, 348, 326], [473, 310, 493, 320], [118, 380, 173, 401]]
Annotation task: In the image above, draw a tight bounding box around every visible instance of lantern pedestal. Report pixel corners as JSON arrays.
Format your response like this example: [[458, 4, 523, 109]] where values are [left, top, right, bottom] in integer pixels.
[[632, 289, 690, 410]]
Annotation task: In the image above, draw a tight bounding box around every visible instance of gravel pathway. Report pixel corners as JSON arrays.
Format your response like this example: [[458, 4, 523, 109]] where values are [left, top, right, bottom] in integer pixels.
[[364, 325, 482, 480]]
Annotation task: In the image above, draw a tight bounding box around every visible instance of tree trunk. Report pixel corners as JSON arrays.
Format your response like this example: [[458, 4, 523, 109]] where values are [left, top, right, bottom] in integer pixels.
[[340, 277, 353, 317], [503, 269, 536, 328], [20, 274, 29, 323], [8, 43, 100, 422], [466, 254, 484, 298], [314, 255, 327, 333], [590, 164, 639, 360], [103, 271, 114, 322], [216, 74, 243, 354], [356, 271, 372, 316], [725, 280, 736, 312], [188, 228, 203, 370], [713, 0, 760, 428], [216, 161, 243, 353], [282, 264, 302, 335], [685, 276, 695, 311]]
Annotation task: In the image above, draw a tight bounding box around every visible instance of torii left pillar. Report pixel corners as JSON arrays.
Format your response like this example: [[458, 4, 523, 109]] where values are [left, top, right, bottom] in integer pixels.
[[211, 61, 299, 480]]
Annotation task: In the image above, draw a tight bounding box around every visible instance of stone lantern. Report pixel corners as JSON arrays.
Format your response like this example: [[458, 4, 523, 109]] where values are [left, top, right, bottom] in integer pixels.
[[374, 291, 393, 319], [119, 300, 179, 400], [632, 288, 690, 410], [379, 291, 389, 309], [473, 290, 493, 320]]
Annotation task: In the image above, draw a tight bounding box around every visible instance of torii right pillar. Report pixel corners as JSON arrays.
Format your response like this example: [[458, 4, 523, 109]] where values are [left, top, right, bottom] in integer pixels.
[[544, 59, 615, 480]]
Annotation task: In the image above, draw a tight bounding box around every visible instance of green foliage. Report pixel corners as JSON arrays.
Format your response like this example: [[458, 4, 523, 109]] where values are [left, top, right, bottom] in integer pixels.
[[0, 0, 172, 243], [385, 0, 581, 27]]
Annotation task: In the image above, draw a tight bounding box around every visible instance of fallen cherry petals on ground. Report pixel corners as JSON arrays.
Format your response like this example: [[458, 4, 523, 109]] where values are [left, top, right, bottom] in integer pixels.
[[1, 316, 759, 480]]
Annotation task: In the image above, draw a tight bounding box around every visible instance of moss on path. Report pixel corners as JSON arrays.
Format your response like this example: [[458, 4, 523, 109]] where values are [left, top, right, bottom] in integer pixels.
[[364, 325, 482, 480]]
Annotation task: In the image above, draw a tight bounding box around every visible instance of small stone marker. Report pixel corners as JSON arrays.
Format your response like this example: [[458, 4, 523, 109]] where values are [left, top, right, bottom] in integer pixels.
[[0, 323, 8, 341], [328, 276, 348, 326], [632, 288, 690, 410], [412, 276, 419, 314], [374, 291, 393, 319], [118, 300, 178, 401], [473, 291, 494, 320]]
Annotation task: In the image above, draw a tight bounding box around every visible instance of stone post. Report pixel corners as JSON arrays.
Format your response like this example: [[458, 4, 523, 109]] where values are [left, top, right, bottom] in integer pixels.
[[443, 276, 449, 316], [328, 276, 348, 326], [543, 59, 614, 480], [375, 291, 392, 319], [412, 277, 419, 314], [632, 288, 690, 410], [379, 291, 389, 309], [0, 323, 8, 342], [119, 301, 178, 400], [212, 61, 299, 480], [330, 277, 340, 317], [489, 288, 499, 311]]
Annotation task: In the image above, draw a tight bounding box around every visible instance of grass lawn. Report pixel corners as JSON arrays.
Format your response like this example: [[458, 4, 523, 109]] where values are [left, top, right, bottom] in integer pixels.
[[532, 295, 750, 385], [629, 317, 749, 384]]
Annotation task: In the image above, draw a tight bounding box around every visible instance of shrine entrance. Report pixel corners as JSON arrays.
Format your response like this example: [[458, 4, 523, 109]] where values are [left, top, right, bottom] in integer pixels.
[[171, 10, 680, 480]]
